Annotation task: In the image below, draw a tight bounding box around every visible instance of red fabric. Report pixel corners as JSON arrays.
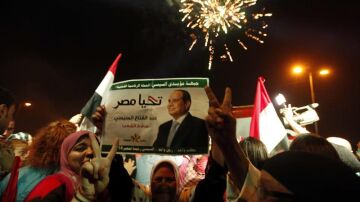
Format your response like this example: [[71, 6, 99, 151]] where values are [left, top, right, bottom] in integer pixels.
[[249, 77, 271, 139], [231, 105, 254, 118], [108, 53, 122, 75], [1, 156, 21, 202], [25, 173, 74, 202], [178, 155, 208, 192], [194, 155, 208, 174]]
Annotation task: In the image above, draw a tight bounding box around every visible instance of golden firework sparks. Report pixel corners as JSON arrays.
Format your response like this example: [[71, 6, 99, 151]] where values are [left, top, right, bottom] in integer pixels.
[[179, 0, 272, 69]]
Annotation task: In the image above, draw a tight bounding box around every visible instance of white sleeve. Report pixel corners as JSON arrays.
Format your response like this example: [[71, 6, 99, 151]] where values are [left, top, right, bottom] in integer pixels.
[[226, 163, 261, 202]]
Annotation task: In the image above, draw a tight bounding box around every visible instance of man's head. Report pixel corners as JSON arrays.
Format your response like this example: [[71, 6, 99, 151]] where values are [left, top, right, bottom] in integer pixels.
[[2, 120, 15, 138], [167, 90, 191, 120], [0, 87, 16, 133], [0, 142, 15, 175]]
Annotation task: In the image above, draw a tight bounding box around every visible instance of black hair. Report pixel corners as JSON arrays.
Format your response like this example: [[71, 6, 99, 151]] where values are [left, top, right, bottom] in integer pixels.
[[0, 86, 16, 107], [177, 89, 191, 103], [289, 134, 341, 161], [240, 137, 269, 169]]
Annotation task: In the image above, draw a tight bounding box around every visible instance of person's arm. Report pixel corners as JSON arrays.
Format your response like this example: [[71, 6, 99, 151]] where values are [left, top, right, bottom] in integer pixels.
[[192, 143, 228, 202], [192, 158, 227, 202], [210, 142, 224, 167], [282, 104, 310, 135], [204, 87, 250, 190], [107, 154, 134, 202]]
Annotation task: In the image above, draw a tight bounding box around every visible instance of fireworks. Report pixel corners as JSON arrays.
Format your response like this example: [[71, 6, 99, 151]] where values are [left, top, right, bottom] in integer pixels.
[[179, 0, 272, 69]]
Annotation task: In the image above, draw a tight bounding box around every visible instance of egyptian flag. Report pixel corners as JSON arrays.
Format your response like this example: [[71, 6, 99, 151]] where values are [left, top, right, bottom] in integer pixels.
[[79, 53, 122, 131], [249, 77, 286, 153]]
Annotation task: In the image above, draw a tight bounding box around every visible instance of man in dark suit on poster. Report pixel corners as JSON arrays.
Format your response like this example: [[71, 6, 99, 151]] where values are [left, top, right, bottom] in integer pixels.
[[152, 89, 208, 152]]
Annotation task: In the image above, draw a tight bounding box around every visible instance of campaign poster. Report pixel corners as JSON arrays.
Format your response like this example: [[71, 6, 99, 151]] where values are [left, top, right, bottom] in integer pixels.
[[102, 78, 209, 154]]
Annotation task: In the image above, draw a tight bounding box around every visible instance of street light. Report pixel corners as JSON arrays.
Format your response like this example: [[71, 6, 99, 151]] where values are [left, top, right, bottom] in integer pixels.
[[24, 102, 32, 107], [292, 65, 304, 74], [319, 69, 330, 75], [291, 64, 331, 134], [17, 101, 32, 114]]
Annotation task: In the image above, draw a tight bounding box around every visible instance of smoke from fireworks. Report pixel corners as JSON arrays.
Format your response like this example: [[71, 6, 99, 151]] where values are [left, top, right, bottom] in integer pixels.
[[179, 0, 272, 69]]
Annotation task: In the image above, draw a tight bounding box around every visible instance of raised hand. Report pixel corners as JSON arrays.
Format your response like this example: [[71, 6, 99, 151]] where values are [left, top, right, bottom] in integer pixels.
[[205, 86, 250, 191], [91, 105, 106, 132], [78, 133, 119, 200], [123, 158, 136, 176], [282, 104, 310, 135], [205, 86, 237, 147]]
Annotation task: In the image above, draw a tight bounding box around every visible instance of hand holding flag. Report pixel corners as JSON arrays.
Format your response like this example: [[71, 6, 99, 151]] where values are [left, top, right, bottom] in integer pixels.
[[79, 53, 122, 132]]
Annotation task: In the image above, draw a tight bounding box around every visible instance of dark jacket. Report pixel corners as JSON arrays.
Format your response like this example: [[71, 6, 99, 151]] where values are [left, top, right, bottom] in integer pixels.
[[153, 113, 209, 153]]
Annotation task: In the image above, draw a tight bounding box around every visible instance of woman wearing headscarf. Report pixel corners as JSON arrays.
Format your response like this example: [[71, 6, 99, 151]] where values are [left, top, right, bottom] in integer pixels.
[[131, 160, 180, 202], [92, 105, 227, 202], [25, 130, 118, 202]]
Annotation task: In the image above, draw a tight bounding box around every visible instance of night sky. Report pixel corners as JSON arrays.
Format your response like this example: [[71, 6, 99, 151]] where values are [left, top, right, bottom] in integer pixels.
[[1, 0, 359, 148]]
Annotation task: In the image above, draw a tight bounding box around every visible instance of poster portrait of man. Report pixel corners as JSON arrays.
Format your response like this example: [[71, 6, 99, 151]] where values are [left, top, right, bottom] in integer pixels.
[[152, 89, 208, 152]]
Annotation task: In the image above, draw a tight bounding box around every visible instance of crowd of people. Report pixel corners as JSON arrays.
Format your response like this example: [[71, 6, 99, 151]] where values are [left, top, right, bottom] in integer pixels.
[[1, 85, 360, 202]]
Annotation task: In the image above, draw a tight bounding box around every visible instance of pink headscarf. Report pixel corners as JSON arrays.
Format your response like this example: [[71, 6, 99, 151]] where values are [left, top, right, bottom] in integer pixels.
[[59, 130, 93, 189], [194, 155, 208, 174]]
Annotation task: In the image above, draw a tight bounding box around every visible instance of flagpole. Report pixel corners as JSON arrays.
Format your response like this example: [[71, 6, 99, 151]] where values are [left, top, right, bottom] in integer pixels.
[[77, 114, 85, 126], [308, 72, 319, 135]]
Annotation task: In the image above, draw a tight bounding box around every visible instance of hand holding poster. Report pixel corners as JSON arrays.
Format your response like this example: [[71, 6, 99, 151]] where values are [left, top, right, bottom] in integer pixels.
[[102, 78, 209, 154]]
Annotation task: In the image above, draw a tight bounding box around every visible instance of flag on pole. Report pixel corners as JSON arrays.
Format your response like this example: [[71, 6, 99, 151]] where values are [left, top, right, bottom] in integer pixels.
[[79, 53, 122, 131], [249, 77, 287, 153]]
